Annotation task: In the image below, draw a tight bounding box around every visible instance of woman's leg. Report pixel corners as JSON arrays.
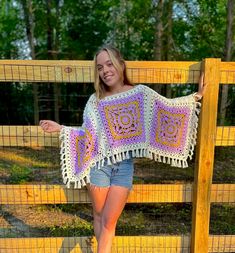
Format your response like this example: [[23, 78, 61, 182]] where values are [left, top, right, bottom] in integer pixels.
[[88, 159, 133, 252], [98, 185, 130, 253], [88, 185, 110, 240]]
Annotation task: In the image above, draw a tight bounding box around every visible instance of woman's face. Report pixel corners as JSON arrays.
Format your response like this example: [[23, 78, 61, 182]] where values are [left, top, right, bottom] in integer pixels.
[[96, 50, 123, 90]]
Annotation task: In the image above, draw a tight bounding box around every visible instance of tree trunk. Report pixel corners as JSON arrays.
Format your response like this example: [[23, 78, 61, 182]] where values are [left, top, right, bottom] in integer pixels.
[[20, 0, 39, 125], [219, 0, 234, 125], [46, 0, 61, 123], [154, 0, 163, 61], [153, 0, 163, 94], [165, 0, 173, 98]]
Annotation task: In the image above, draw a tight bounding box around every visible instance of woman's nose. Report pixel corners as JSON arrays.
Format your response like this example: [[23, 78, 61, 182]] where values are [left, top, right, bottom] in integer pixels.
[[103, 65, 109, 73]]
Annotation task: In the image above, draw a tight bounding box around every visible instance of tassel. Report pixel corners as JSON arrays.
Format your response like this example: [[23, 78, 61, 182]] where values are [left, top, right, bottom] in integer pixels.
[[126, 151, 130, 159], [153, 153, 157, 161], [81, 178, 86, 186], [122, 152, 126, 160], [142, 149, 145, 157], [145, 149, 148, 157], [116, 153, 120, 162], [101, 159, 104, 167], [132, 149, 136, 157], [184, 161, 188, 168], [162, 156, 166, 163], [136, 149, 140, 157], [86, 175, 90, 183], [60, 147, 65, 154], [107, 156, 112, 165], [76, 181, 81, 189], [177, 160, 182, 168], [112, 155, 116, 164], [167, 157, 171, 164], [151, 152, 154, 160], [97, 161, 100, 170]]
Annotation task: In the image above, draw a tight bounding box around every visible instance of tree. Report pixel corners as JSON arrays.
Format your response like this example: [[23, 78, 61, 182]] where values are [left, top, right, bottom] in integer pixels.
[[219, 0, 234, 125], [0, 0, 23, 58]]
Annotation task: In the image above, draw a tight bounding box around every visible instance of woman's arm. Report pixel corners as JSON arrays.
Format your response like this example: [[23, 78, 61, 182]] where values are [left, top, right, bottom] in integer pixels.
[[193, 72, 207, 102], [39, 120, 63, 133]]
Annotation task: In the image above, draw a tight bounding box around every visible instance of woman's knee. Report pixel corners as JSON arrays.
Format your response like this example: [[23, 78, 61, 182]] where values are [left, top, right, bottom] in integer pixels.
[[101, 216, 117, 232], [93, 209, 102, 222]]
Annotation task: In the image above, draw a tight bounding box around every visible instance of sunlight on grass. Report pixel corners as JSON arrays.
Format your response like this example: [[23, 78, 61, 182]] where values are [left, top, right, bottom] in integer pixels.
[[0, 149, 55, 168]]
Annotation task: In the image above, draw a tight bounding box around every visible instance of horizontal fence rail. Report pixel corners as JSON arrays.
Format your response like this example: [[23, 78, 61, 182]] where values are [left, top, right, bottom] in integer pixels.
[[0, 236, 234, 253], [1, 126, 235, 147], [0, 60, 201, 83], [0, 184, 234, 205]]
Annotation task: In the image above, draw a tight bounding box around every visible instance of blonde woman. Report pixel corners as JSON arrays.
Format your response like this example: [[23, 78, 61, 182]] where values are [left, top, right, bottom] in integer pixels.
[[40, 46, 206, 253]]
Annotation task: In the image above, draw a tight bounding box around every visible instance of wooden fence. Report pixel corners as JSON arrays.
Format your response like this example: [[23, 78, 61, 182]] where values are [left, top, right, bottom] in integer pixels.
[[0, 58, 234, 253]]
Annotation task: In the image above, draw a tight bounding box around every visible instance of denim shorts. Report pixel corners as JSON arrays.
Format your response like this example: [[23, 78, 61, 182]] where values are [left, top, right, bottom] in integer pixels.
[[90, 158, 134, 189]]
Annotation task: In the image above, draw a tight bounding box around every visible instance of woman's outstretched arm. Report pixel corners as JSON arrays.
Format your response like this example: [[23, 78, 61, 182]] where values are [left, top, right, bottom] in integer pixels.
[[39, 120, 63, 133]]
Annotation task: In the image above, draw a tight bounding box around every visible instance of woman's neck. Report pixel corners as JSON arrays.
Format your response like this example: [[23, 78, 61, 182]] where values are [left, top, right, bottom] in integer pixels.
[[104, 83, 125, 96], [103, 83, 134, 98]]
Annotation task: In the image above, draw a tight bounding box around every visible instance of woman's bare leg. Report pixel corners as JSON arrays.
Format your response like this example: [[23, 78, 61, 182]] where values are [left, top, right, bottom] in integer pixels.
[[88, 185, 109, 240], [98, 185, 130, 253]]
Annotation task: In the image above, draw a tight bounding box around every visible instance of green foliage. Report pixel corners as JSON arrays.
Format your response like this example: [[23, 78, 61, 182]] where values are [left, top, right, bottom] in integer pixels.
[[185, 0, 227, 60], [0, 0, 231, 60], [49, 219, 93, 237], [0, 83, 34, 124], [0, 0, 24, 58], [0, 0, 234, 124], [210, 204, 235, 234], [9, 165, 33, 184]]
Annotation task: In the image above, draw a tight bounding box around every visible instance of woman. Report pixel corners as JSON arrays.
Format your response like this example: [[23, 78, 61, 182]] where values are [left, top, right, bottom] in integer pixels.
[[40, 46, 206, 253]]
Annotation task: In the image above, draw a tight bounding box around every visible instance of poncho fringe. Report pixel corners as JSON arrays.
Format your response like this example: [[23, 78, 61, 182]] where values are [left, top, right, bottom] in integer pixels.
[[59, 85, 201, 188]]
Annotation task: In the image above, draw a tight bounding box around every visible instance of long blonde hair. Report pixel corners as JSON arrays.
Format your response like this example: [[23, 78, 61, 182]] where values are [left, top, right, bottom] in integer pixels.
[[94, 46, 133, 99]]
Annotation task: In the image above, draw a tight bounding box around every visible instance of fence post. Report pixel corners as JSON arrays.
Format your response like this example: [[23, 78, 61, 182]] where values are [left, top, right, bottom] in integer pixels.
[[191, 58, 221, 253]]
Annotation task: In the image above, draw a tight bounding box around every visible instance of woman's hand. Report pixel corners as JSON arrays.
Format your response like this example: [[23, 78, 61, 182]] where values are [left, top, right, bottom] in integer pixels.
[[39, 120, 63, 133], [194, 72, 207, 101]]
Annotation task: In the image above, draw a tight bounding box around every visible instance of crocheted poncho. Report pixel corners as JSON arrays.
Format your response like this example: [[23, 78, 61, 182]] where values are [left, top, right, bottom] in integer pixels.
[[60, 84, 200, 188]]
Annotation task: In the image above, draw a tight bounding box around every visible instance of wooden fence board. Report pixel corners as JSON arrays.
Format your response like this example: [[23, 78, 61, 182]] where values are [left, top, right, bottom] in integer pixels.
[[0, 184, 234, 204], [1, 60, 235, 83], [1, 126, 234, 147], [220, 62, 235, 84], [0, 60, 201, 83], [191, 59, 221, 253], [0, 126, 59, 147], [215, 126, 235, 146], [0, 235, 234, 253]]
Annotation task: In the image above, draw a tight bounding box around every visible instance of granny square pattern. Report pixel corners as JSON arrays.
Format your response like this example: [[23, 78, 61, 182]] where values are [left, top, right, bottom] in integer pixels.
[[98, 93, 146, 148], [150, 100, 190, 154]]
